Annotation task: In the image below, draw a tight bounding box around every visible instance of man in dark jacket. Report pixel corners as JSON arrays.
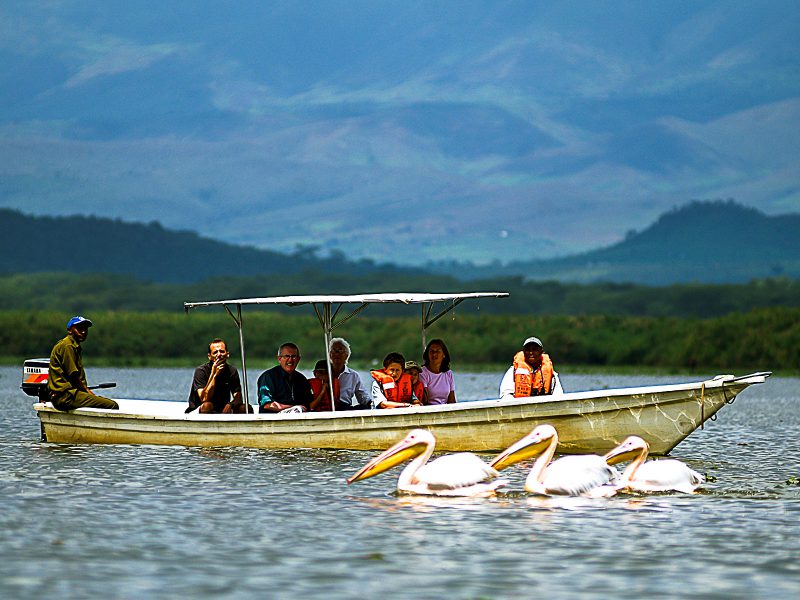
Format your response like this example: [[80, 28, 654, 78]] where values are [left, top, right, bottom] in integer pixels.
[[256, 342, 312, 413]]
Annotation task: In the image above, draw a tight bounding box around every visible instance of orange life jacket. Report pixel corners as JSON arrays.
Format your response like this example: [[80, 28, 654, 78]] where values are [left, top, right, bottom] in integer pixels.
[[411, 380, 424, 404], [371, 371, 415, 403], [513, 351, 554, 397], [309, 377, 341, 410]]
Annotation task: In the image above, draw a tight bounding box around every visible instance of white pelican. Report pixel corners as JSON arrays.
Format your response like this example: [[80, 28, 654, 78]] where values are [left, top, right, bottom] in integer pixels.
[[346, 429, 506, 497], [604, 436, 704, 493], [490, 424, 619, 497]]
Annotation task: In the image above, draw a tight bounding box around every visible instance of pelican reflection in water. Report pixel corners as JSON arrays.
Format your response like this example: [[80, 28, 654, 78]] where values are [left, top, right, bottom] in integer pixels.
[[490, 424, 619, 497], [347, 429, 506, 497], [604, 435, 704, 493]]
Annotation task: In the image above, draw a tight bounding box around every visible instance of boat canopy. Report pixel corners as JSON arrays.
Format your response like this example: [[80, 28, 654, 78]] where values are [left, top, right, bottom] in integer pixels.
[[184, 292, 509, 410], [184, 292, 508, 309]]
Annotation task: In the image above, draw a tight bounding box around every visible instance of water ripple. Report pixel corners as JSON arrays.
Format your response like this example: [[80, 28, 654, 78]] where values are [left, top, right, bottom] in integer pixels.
[[1, 368, 798, 599]]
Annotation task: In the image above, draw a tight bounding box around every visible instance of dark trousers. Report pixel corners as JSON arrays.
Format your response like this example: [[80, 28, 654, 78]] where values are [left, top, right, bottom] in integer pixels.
[[51, 390, 119, 411]]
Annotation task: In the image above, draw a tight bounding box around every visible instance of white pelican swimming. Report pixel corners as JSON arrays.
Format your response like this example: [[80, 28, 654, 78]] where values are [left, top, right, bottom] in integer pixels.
[[490, 424, 619, 497], [346, 429, 506, 497], [604, 435, 705, 493]]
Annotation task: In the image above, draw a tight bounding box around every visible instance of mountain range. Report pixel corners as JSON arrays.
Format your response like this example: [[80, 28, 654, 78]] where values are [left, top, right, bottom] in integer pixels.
[[1, 200, 797, 285], [442, 200, 800, 284], [1, 1, 798, 265]]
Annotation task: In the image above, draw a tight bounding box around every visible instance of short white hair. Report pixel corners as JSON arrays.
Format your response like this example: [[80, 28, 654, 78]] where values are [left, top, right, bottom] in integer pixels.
[[329, 337, 351, 362]]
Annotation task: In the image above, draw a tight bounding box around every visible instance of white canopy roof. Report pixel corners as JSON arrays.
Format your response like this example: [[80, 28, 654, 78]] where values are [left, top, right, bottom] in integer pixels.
[[184, 292, 508, 310]]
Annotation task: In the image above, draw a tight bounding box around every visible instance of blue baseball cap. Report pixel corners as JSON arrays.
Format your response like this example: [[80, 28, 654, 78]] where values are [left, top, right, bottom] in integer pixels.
[[67, 316, 93, 330]]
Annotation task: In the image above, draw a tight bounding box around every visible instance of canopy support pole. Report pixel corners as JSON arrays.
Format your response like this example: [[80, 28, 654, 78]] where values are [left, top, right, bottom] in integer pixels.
[[224, 303, 252, 412], [420, 298, 464, 351], [421, 303, 427, 351], [313, 302, 337, 413], [312, 301, 373, 412], [424, 298, 464, 328]]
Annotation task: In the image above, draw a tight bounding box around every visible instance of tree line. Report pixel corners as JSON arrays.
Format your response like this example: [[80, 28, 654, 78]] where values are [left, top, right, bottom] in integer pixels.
[[1, 272, 799, 318], [3, 307, 796, 373]]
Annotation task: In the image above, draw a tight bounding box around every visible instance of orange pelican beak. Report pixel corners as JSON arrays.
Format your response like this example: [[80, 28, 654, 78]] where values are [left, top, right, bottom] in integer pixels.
[[490, 430, 553, 471], [604, 436, 648, 465], [347, 436, 428, 484]]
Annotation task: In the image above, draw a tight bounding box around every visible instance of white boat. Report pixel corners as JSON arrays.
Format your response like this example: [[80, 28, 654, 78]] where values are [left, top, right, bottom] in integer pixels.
[[27, 293, 770, 454]]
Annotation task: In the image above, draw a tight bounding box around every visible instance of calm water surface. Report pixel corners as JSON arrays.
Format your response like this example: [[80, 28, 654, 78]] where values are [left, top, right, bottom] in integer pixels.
[[1, 366, 798, 599]]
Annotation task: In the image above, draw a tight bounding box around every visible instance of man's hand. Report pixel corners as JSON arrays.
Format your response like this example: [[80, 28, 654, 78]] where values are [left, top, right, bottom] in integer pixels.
[[210, 358, 225, 379]]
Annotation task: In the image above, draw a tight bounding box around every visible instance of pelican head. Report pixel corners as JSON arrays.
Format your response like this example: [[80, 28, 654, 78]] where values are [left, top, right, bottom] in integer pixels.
[[490, 424, 558, 471], [604, 436, 649, 465], [347, 429, 433, 484]]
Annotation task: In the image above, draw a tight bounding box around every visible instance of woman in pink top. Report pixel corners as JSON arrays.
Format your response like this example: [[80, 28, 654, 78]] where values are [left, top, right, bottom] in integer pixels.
[[419, 338, 456, 405]]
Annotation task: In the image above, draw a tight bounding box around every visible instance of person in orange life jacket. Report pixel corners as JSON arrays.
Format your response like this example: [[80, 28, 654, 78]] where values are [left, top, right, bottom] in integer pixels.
[[498, 337, 560, 400], [370, 352, 422, 409], [308, 359, 350, 412], [403, 360, 425, 404]]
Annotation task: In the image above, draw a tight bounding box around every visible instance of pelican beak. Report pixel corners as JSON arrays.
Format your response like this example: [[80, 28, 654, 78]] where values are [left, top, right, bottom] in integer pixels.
[[347, 438, 427, 484], [490, 433, 551, 471], [604, 444, 639, 465], [604, 437, 647, 465]]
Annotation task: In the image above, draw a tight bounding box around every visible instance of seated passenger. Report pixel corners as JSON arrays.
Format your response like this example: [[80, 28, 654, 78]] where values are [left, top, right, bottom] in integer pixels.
[[404, 360, 425, 405], [419, 338, 456, 405], [499, 337, 562, 400], [257, 342, 313, 413], [308, 359, 350, 412], [371, 352, 422, 409], [188, 338, 247, 414], [328, 337, 372, 409]]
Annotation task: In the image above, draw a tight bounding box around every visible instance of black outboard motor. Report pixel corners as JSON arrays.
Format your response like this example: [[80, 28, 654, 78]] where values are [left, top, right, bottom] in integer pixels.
[[21, 358, 50, 402]]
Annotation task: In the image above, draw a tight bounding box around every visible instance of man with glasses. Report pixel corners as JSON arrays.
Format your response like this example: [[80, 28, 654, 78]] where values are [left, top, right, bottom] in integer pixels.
[[256, 342, 313, 413], [47, 316, 119, 411]]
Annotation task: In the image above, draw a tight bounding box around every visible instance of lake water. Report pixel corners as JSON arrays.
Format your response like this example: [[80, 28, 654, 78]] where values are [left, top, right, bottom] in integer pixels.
[[1, 366, 798, 599]]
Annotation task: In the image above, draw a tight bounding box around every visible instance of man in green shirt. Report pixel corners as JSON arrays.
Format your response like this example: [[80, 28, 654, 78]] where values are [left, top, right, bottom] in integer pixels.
[[48, 316, 119, 411]]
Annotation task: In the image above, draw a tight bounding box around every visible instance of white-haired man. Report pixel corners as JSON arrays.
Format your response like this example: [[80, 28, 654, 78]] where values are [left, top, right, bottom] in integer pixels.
[[328, 337, 372, 410]]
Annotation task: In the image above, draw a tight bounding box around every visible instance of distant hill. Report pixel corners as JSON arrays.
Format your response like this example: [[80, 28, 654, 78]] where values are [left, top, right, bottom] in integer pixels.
[[0, 209, 417, 283], [2, 201, 798, 286], [433, 201, 800, 285]]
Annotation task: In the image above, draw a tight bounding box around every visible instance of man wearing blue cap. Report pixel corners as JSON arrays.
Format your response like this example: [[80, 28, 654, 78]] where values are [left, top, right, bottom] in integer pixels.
[[47, 316, 119, 411]]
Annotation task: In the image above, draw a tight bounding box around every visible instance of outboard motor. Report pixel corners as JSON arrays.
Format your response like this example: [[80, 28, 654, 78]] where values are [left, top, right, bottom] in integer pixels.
[[21, 358, 50, 402]]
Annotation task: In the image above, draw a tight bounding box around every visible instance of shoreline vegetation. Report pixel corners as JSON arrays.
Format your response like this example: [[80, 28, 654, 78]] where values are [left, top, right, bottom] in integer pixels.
[[3, 308, 796, 374], [2, 273, 799, 318], [3, 357, 794, 378]]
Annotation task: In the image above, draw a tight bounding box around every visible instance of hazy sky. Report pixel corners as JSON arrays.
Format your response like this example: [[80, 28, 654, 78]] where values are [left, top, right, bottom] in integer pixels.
[[1, 1, 798, 263]]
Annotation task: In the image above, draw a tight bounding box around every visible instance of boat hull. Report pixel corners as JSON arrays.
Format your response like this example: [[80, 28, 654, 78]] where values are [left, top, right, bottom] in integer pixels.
[[34, 373, 768, 455]]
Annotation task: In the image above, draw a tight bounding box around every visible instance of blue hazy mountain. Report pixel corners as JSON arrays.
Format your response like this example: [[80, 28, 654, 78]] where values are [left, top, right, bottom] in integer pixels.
[[438, 200, 800, 284], [0, 208, 420, 283], [2, 201, 797, 285], [0, 1, 798, 266]]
